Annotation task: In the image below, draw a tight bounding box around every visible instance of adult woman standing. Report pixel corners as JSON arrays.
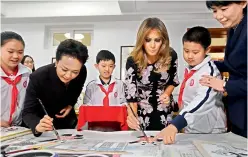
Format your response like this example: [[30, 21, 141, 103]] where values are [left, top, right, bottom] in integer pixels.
[[125, 17, 179, 131], [200, 1, 247, 138]]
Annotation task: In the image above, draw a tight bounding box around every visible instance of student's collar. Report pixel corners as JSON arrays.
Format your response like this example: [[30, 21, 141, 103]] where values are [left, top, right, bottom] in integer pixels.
[[186, 55, 211, 71], [95, 76, 116, 85], [0, 63, 31, 77]]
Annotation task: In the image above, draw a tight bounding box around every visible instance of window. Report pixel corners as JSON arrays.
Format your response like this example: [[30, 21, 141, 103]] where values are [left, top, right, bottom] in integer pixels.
[[52, 30, 92, 47]]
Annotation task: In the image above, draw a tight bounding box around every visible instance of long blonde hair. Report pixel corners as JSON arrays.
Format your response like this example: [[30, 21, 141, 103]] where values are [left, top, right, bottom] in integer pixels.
[[131, 17, 171, 73]]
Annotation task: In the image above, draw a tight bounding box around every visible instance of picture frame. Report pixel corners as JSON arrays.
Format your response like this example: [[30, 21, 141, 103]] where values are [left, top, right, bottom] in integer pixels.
[[51, 57, 56, 63], [120, 46, 134, 81]]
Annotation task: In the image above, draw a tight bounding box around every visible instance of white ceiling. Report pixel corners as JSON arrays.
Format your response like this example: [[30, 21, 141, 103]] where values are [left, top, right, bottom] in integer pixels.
[[1, 1, 213, 24]]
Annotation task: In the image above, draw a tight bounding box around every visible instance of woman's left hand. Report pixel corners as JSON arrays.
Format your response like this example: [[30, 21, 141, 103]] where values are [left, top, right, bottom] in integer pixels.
[[55, 105, 72, 118], [199, 75, 225, 92], [159, 93, 170, 106]]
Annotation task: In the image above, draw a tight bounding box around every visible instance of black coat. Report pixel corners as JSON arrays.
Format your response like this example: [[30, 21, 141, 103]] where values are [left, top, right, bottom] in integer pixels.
[[215, 12, 247, 137], [22, 63, 87, 136]]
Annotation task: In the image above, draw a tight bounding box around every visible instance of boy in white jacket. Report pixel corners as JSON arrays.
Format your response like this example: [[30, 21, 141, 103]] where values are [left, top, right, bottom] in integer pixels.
[[155, 26, 226, 144]]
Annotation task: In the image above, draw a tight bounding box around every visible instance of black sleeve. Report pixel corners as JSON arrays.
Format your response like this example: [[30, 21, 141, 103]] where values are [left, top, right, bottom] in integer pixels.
[[167, 48, 180, 87], [22, 74, 42, 136], [67, 65, 87, 107], [124, 57, 139, 103]]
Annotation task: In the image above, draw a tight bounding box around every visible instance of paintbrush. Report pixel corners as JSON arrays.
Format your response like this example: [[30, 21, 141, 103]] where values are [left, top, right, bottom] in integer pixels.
[[37, 98, 61, 140], [128, 104, 149, 142], [3, 147, 40, 155]]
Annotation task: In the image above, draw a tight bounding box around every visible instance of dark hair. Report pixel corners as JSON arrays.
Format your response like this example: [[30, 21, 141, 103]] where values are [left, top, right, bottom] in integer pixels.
[[56, 39, 88, 64], [21, 55, 35, 72], [182, 26, 211, 50], [1, 31, 25, 47], [96, 50, 115, 64], [206, 1, 247, 13]]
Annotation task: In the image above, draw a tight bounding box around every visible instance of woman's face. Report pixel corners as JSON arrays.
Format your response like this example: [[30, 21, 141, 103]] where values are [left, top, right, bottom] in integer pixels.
[[143, 29, 163, 58], [23, 57, 34, 70], [0, 39, 24, 70], [55, 55, 82, 84], [211, 2, 246, 28]]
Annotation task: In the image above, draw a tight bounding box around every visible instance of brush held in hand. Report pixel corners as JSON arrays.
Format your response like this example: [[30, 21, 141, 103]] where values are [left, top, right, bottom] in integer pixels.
[[37, 98, 61, 140]]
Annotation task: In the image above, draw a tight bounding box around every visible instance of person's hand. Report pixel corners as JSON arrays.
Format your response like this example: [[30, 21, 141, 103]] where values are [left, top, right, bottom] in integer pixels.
[[159, 93, 170, 107], [199, 75, 225, 92], [153, 124, 178, 144], [35, 115, 53, 133], [127, 105, 140, 131], [0, 120, 10, 128], [55, 105, 72, 118]]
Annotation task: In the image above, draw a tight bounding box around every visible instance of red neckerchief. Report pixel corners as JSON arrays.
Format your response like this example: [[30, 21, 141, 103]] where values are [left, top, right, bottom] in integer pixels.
[[178, 68, 196, 109], [98, 82, 115, 106], [1, 67, 22, 124]]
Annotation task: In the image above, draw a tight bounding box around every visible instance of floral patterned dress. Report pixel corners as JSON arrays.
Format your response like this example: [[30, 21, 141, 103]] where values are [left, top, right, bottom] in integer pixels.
[[125, 48, 180, 130]]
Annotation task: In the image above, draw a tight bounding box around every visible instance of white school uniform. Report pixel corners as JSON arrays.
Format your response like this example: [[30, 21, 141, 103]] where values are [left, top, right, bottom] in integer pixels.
[[173, 56, 226, 133], [1, 64, 31, 126], [83, 77, 127, 106]]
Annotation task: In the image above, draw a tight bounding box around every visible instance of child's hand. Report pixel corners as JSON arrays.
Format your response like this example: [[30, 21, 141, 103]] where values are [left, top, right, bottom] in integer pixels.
[[153, 124, 178, 144]]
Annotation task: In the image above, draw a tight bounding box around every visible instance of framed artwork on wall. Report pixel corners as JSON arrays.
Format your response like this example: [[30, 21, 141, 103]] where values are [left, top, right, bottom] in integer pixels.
[[51, 57, 56, 63], [120, 46, 134, 81]]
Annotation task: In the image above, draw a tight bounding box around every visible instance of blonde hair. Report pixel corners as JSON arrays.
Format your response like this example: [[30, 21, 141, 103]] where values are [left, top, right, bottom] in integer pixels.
[[131, 17, 171, 73]]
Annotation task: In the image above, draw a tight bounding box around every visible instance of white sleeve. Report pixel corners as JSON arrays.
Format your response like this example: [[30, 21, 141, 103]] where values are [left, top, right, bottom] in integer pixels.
[[83, 83, 92, 105], [180, 85, 218, 126]]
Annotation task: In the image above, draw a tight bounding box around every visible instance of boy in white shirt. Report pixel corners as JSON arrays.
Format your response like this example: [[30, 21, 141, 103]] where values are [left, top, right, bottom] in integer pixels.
[[155, 26, 226, 144], [80, 50, 127, 131]]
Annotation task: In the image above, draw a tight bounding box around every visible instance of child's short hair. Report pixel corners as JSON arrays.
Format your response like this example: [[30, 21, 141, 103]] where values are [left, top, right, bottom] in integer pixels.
[[182, 26, 211, 50], [96, 50, 115, 64]]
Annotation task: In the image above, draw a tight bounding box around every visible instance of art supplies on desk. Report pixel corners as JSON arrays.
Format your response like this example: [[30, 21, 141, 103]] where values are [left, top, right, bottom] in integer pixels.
[[57, 154, 120, 157], [193, 140, 248, 157], [38, 98, 61, 140], [1, 129, 247, 157], [0, 126, 31, 141], [7, 150, 58, 157]]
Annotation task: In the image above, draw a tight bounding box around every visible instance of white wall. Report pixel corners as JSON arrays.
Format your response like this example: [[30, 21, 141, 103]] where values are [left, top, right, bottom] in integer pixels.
[[1, 18, 222, 95]]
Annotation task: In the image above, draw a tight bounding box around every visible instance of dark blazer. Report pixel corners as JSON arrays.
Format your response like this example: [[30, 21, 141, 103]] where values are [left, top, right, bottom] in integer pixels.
[[22, 64, 87, 136], [215, 12, 247, 136]]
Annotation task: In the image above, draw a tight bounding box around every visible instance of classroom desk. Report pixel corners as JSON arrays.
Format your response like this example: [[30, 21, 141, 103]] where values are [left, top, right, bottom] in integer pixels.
[[1, 130, 247, 157]]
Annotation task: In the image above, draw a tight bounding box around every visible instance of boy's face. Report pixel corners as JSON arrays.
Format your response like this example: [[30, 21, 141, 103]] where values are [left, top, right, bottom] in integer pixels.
[[95, 60, 115, 80], [183, 41, 210, 67]]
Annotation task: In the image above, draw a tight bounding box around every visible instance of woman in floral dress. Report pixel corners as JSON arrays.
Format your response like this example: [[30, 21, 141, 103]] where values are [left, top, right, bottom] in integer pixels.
[[125, 17, 179, 131]]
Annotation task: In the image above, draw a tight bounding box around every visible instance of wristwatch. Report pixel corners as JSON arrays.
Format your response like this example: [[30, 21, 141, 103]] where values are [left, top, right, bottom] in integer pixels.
[[223, 81, 227, 92]]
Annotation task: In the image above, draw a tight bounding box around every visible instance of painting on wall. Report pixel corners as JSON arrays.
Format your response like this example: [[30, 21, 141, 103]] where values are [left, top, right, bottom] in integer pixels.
[[120, 46, 134, 81]]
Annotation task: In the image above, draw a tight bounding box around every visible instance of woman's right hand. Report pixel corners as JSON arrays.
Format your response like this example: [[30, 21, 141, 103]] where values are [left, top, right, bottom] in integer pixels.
[[127, 105, 140, 131], [35, 115, 53, 133], [0, 120, 10, 128]]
